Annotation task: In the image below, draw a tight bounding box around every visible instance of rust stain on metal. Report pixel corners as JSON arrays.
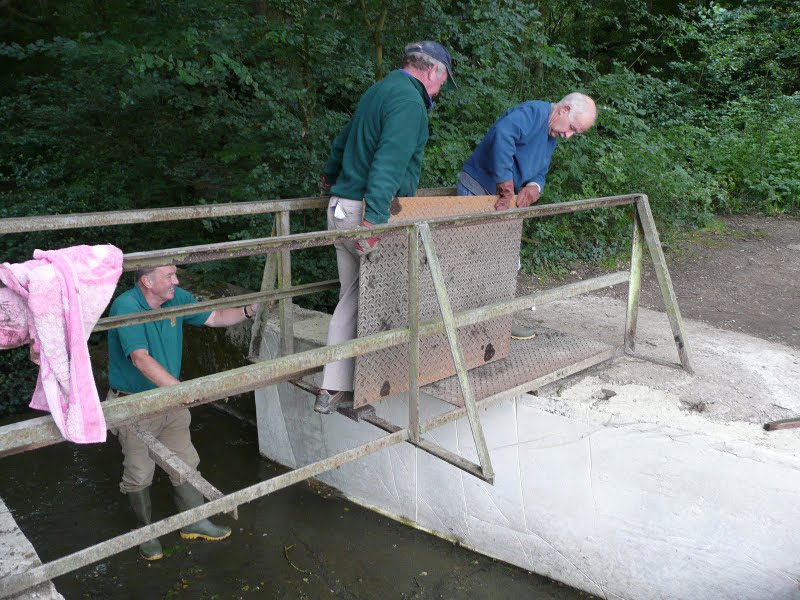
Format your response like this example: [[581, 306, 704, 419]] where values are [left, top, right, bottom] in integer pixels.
[[380, 381, 391, 396], [389, 196, 501, 223], [423, 326, 613, 406], [484, 343, 495, 361]]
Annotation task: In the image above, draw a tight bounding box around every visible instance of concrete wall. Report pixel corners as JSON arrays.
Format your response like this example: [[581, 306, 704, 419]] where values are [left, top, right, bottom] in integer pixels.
[[0, 498, 63, 600], [255, 304, 800, 600]]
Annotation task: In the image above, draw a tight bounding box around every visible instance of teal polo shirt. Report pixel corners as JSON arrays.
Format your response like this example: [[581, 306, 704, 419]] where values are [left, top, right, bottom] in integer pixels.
[[107, 285, 212, 393]]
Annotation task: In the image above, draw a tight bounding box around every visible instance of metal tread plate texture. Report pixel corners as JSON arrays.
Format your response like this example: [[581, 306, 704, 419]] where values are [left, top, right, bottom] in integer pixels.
[[421, 325, 614, 406], [354, 196, 522, 408]]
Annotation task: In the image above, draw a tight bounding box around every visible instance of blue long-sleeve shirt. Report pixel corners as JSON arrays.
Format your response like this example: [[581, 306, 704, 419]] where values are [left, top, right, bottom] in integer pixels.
[[462, 101, 557, 194]]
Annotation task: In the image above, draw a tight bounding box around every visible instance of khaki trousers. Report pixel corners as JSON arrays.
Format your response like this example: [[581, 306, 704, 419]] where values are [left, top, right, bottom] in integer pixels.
[[321, 196, 364, 392], [107, 389, 200, 493]]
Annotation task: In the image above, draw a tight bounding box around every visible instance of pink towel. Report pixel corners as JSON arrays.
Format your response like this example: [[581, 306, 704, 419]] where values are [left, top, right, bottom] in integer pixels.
[[0, 244, 123, 443]]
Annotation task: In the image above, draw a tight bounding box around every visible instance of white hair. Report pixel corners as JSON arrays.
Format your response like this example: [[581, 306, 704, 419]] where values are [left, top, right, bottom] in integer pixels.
[[403, 43, 447, 77], [555, 92, 597, 123]]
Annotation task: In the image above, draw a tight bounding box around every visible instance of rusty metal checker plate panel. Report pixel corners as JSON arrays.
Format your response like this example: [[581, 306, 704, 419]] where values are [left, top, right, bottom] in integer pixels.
[[354, 196, 522, 408], [421, 325, 613, 406]]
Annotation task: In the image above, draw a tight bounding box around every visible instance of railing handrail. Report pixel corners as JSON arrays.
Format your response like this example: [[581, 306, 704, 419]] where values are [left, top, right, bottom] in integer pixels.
[[0, 197, 327, 235], [0, 187, 459, 235], [121, 194, 639, 270], [0, 192, 642, 348], [92, 280, 339, 332], [71, 193, 638, 332]]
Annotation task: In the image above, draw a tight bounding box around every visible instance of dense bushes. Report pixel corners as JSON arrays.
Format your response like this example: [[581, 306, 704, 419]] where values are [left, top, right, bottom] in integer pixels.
[[3, 1, 793, 269], [0, 0, 797, 414]]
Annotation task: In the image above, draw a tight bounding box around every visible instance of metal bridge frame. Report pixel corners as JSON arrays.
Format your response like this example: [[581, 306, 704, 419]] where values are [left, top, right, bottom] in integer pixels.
[[0, 190, 691, 597]]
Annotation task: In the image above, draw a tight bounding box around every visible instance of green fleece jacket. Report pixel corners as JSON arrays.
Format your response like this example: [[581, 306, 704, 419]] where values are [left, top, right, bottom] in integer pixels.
[[324, 69, 431, 224]]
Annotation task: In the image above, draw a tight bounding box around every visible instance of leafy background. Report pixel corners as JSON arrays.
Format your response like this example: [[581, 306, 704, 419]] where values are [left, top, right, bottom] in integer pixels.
[[1, 0, 797, 415]]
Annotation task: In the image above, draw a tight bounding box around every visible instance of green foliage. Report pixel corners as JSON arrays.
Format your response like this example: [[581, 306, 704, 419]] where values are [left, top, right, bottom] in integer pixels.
[[0, 347, 38, 418], [666, 1, 800, 102], [698, 95, 800, 214], [0, 0, 797, 415]]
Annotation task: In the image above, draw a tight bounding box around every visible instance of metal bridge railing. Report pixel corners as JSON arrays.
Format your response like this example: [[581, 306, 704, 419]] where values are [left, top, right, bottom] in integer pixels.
[[0, 190, 692, 598]]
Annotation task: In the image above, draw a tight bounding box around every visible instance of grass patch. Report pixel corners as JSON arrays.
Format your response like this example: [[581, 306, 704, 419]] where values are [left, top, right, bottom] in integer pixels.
[[699, 218, 729, 235], [599, 252, 628, 271]]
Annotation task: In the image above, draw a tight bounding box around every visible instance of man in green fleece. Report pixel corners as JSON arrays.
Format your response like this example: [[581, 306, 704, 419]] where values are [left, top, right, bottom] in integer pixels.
[[315, 41, 456, 414]]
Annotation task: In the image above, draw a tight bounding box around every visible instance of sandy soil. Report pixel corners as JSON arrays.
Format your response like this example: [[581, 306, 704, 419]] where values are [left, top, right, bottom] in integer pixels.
[[521, 215, 799, 349]]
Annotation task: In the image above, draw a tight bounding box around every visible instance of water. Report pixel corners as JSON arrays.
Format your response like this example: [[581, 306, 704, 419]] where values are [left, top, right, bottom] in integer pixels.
[[0, 405, 595, 599]]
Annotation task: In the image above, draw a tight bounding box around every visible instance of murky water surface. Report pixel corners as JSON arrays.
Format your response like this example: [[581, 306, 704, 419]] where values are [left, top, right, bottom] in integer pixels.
[[1, 406, 595, 599]]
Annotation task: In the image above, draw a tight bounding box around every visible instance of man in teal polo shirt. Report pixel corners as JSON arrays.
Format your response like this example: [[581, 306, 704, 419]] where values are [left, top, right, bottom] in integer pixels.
[[315, 40, 456, 414], [108, 265, 258, 560]]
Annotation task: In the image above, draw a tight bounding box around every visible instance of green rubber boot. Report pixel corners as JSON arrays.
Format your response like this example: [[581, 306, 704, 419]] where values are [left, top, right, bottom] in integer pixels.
[[173, 482, 232, 541], [127, 488, 164, 561]]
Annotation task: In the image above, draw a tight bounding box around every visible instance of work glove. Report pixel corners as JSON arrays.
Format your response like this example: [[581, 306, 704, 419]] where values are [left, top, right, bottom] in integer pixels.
[[495, 180, 515, 211], [516, 183, 541, 208], [320, 174, 333, 196], [354, 220, 380, 257]]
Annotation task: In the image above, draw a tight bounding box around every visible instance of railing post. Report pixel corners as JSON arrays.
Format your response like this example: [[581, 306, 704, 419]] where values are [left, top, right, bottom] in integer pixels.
[[407, 225, 421, 442], [417, 222, 494, 483], [249, 220, 278, 360], [277, 211, 294, 356], [624, 206, 643, 353], [634, 195, 693, 373]]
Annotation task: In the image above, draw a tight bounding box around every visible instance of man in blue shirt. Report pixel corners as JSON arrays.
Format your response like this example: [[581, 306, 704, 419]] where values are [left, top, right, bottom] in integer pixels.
[[458, 92, 597, 339], [108, 265, 258, 560]]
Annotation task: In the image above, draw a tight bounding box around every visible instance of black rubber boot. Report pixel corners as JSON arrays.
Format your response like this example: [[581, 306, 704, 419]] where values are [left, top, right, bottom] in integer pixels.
[[173, 482, 231, 541], [127, 488, 164, 560]]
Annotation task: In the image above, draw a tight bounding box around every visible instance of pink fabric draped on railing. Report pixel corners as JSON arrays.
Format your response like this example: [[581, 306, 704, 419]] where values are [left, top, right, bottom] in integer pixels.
[[0, 244, 123, 443]]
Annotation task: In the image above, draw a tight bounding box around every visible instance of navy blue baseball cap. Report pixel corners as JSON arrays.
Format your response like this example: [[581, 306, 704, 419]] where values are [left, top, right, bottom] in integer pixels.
[[406, 41, 456, 88]]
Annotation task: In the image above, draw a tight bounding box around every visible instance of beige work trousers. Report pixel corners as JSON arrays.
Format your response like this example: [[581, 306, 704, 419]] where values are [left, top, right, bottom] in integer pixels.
[[107, 389, 200, 493], [321, 196, 365, 392]]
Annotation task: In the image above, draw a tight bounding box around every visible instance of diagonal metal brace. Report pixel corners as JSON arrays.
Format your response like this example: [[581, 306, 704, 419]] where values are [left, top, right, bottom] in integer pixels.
[[417, 222, 495, 484], [288, 378, 376, 422], [362, 414, 491, 483], [132, 425, 238, 520], [286, 377, 490, 482], [624, 196, 694, 374], [249, 220, 278, 360]]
